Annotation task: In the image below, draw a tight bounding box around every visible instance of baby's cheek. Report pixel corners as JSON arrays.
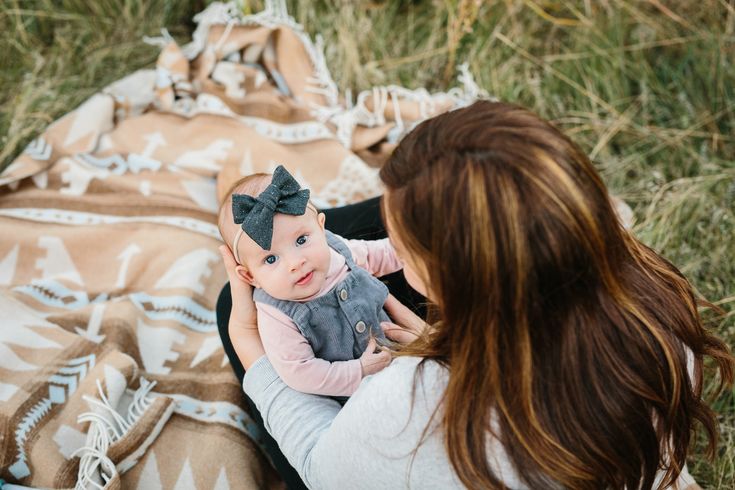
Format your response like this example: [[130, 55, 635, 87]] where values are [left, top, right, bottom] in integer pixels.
[[317, 242, 330, 262]]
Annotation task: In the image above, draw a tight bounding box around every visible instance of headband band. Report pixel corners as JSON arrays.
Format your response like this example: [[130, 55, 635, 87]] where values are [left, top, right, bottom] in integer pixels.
[[232, 227, 246, 265]]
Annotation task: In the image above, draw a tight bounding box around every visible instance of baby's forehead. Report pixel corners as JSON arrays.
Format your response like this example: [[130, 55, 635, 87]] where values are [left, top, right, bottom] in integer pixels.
[[242, 209, 320, 252], [270, 209, 320, 238]]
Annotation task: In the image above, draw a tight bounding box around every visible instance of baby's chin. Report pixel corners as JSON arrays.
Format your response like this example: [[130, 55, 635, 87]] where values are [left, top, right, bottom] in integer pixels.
[[261, 273, 326, 302]]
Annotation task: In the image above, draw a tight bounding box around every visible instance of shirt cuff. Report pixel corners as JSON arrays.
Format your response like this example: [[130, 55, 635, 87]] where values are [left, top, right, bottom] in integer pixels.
[[242, 355, 280, 397]]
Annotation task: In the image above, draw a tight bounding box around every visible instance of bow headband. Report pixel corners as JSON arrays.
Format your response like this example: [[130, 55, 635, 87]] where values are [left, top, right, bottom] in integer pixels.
[[231, 165, 310, 262]]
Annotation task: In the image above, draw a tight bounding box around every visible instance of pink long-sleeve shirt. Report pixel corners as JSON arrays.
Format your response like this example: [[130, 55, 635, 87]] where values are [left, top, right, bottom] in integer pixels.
[[255, 236, 403, 397]]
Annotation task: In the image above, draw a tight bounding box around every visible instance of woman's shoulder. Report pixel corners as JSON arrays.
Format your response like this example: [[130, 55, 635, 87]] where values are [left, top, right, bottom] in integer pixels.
[[371, 355, 447, 380]]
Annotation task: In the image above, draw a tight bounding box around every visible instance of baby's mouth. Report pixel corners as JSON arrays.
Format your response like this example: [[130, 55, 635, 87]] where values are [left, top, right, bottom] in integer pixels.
[[295, 271, 314, 286]]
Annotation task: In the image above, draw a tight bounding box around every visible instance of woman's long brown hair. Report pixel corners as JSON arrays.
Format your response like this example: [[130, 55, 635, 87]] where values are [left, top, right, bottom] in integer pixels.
[[380, 101, 733, 489]]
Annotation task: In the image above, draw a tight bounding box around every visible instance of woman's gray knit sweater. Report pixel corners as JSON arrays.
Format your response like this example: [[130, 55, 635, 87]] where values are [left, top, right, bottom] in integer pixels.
[[242, 355, 696, 489]]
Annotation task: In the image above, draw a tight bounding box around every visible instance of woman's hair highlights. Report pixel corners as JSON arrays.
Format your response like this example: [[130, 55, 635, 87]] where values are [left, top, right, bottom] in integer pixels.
[[380, 101, 734, 489]]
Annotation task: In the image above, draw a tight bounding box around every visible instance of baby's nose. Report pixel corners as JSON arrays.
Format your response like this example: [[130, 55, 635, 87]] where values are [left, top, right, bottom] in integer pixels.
[[289, 255, 306, 271]]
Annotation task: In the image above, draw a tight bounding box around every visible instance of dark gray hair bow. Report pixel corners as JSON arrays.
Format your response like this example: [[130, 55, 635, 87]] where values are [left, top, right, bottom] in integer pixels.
[[232, 165, 311, 250]]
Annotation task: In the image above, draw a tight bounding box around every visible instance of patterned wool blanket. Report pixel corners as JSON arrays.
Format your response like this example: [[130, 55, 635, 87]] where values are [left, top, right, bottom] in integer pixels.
[[0, 2, 488, 488]]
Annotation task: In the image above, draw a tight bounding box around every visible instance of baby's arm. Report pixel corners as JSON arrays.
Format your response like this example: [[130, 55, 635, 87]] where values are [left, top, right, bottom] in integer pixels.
[[257, 303, 376, 396], [343, 237, 403, 277]]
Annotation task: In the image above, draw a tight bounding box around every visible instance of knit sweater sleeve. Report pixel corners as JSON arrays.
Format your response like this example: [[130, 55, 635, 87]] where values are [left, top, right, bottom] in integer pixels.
[[242, 355, 478, 489]]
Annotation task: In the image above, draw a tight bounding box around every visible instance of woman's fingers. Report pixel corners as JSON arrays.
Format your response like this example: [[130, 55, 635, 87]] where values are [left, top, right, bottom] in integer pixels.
[[218, 245, 257, 328], [218, 245, 264, 368], [381, 321, 420, 344], [383, 294, 426, 333], [219, 245, 242, 287], [382, 294, 428, 344]]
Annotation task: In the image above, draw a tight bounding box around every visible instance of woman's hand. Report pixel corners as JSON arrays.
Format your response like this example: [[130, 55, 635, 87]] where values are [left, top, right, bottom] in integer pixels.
[[380, 294, 427, 344], [219, 245, 265, 369]]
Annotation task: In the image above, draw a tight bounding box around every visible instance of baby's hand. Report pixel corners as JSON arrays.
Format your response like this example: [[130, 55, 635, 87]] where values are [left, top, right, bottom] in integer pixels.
[[359, 337, 391, 376]]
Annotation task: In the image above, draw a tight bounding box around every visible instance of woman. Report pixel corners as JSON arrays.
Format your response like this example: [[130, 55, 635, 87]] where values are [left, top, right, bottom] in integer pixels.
[[217, 101, 733, 489]]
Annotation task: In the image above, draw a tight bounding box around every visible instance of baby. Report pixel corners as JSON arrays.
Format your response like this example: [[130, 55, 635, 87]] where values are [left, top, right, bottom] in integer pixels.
[[218, 165, 401, 397]]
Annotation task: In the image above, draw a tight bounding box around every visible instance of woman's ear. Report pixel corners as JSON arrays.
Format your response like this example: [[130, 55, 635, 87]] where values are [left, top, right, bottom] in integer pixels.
[[317, 212, 326, 230], [235, 265, 259, 288]]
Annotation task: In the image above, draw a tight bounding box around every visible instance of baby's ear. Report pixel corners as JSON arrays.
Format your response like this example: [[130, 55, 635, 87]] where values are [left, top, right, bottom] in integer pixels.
[[317, 212, 326, 230], [235, 265, 259, 288]]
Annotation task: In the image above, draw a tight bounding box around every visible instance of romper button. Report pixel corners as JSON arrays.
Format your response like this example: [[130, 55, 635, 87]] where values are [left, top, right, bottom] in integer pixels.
[[355, 321, 366, 333], [339, 289, 348, 301]]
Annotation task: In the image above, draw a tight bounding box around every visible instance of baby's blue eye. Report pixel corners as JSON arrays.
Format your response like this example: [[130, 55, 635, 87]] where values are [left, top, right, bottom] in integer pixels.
[[296, 235, 308, 246], [264, 255, 278, 265]]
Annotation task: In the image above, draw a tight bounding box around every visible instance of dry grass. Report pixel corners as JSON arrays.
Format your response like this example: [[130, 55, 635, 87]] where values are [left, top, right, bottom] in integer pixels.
[[1, 0, 733, 486]]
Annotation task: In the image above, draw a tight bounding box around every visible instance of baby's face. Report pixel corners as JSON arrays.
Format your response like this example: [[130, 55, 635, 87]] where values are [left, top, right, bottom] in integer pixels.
[[234, 209, 332, 301]]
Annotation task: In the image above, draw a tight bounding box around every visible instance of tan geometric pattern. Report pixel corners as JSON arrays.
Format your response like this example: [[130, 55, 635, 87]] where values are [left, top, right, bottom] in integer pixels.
[[0, 1, 484, 488]]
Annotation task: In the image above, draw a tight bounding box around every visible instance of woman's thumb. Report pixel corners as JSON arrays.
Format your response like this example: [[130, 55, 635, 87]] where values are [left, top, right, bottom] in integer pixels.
[[381, 321, 416, 344]]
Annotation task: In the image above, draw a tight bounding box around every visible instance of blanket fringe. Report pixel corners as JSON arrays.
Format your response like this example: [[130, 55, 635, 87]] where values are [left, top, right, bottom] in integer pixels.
[[184, 1, 339, 107], [171, 1, 492, 149], [73, 379, 157, 490], [311, 65, 493, 148], [142, 28, 174, 48]]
